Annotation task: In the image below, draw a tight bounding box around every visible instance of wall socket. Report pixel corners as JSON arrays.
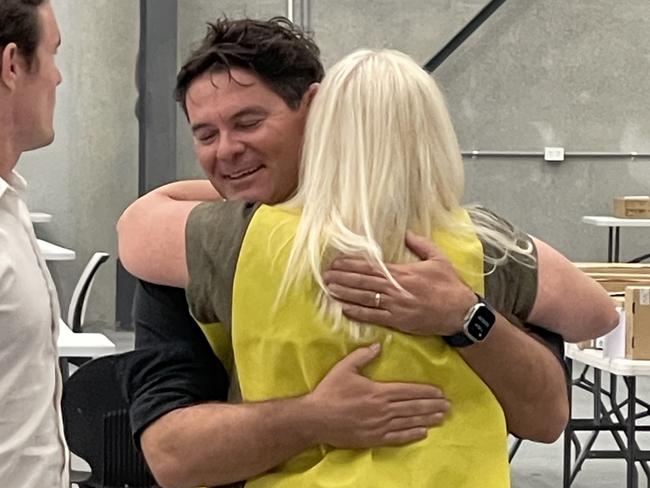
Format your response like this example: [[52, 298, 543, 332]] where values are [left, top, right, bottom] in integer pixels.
[[544, 146, 565, 162]]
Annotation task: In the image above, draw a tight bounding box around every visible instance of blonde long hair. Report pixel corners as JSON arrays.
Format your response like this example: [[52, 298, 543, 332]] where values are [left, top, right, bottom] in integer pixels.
[[278, 49, 532, 335]]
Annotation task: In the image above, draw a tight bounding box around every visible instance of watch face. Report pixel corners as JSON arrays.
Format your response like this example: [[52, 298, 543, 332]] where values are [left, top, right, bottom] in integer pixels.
[[466, 303, 496, 341]]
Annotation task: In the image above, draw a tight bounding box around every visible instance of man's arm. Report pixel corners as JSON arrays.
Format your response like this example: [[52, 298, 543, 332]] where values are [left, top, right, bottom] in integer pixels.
[[323, 232, 579, 442], [117, 180, 218, 287], [136, 344, 449, 488], [132, 279, 208, 349], [529, 237, 619, 341], [454, 317, 568, 442]]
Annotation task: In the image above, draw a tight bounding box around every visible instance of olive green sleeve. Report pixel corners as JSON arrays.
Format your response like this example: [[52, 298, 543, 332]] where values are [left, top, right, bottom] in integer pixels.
[[473, 207, 567, 377], [185, 200, 261, 329], [472, 207, 538, 327]]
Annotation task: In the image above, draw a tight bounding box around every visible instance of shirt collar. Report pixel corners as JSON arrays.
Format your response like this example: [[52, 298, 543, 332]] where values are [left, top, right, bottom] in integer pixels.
[[0, 170, 27, 199]]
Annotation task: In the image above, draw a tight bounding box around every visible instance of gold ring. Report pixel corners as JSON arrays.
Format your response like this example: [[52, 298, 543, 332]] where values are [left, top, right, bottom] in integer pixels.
[[374, 292, 382, 308]]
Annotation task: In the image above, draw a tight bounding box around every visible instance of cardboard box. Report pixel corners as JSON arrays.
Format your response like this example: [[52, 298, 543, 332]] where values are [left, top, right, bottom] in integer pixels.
[[614, 196, 650, 219], [625, 286, 650, 359]]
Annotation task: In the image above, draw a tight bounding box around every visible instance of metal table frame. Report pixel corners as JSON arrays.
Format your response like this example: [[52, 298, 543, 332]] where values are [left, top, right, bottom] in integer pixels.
[[582, 216, 650, 263], [563, 347, 650, 487]]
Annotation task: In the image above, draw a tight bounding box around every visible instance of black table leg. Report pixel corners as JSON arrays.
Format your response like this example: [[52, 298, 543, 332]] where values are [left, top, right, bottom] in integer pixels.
[[627, 376, 638, 488], [594, 369, 602, 423], [564, 357, 574, 488]]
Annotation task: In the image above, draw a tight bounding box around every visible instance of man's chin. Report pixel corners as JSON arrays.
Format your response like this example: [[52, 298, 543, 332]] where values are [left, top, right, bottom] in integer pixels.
[[25, 130, 55, 152], [223, 188, 276, 204]]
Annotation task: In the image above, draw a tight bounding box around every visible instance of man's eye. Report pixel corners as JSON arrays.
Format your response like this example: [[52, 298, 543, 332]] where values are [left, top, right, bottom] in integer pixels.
[[197, 132, 217, 143], [237, 119, 262, 129]]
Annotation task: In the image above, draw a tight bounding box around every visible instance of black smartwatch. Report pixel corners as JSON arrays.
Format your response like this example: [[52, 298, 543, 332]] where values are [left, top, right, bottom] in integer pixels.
[[443, 294, 496, 348]]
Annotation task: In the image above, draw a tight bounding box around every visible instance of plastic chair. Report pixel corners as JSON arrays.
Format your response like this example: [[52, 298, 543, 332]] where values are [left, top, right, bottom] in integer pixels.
[[59, 252, 110, 380], [68, 252, 110, 333], [62, 355, 158, 488]]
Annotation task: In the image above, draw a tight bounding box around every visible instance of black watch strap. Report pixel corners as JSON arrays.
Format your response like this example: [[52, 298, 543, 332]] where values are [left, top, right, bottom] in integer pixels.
[[443, 329, 475, 348], [443, 294, 495, 348]]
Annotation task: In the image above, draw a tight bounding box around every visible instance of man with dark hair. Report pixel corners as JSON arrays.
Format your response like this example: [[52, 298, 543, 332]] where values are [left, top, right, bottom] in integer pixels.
[[0, 1, 67, 486], [175, 18, 324, 115], [0, 0, 46, 68], [118, 17, 615, 488]]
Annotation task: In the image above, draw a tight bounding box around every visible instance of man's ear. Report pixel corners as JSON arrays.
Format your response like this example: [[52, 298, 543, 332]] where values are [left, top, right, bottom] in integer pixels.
[[303, 82, 320, 107], [0, 43, 19, 91]]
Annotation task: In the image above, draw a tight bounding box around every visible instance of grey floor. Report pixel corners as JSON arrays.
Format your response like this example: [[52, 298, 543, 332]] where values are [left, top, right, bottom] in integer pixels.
[[76, 328, 650, 487]]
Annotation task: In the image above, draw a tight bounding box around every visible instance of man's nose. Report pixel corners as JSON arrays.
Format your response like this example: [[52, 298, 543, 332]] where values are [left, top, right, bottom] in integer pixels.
[[217, 131, 245, 162]]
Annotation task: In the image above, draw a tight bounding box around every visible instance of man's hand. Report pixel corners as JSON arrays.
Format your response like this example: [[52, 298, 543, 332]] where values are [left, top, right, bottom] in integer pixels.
[[141, 343, 450, 487], [305, 343, 449, 448], [323, 232, 570, 443], [323, 232, 476, 336]]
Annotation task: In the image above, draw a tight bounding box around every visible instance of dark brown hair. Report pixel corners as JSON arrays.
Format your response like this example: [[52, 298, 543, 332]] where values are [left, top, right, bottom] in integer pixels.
[[0, 0, 46, 69], [175, 17, 324, 116]]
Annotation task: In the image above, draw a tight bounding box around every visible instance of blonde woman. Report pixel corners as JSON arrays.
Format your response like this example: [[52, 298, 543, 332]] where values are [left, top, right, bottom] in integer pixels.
[[164, 49, 610, 487]]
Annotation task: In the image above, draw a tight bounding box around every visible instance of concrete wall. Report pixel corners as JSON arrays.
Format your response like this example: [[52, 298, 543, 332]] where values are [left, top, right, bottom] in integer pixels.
[[177, 0, 650, 262], [437, 0, 650, 261], [311, 0, 486, 67], [18, 0, 139, 325]]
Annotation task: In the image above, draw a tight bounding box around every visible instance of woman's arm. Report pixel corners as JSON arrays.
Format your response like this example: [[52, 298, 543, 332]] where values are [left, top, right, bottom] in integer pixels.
[[117, 180, 219, 287]]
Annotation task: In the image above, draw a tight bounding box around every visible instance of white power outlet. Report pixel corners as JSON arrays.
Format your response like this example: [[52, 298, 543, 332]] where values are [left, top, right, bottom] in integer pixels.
[[544, 146, 565, 162]]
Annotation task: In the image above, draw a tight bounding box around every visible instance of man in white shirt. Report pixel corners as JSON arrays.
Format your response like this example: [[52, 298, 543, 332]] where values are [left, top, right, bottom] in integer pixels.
[[0, 1, 68, 486]]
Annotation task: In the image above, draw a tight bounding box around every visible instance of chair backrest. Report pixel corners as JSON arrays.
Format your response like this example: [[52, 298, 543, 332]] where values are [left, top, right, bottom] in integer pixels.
[[62, 355, 158, 488], [68, 252, 110, 333]]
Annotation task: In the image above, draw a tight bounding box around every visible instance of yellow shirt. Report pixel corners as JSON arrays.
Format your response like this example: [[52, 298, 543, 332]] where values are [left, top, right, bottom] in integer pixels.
[[187, 203, 511, 487]]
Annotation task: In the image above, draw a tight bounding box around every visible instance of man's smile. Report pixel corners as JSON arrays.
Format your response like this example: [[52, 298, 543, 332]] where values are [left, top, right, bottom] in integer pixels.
[[225, 165, 264, 180]]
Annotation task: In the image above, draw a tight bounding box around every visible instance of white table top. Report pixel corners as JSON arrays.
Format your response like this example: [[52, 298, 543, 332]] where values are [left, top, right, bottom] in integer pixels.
[[30, 212, 53, 223], [37, 239, 76, 261], [582, 216, 650, 227], [57, 319, 116, 358], [566, 343, 650, 376]]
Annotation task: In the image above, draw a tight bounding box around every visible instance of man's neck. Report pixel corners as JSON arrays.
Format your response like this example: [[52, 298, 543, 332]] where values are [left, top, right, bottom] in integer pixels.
[[0, 144, 20, 183]]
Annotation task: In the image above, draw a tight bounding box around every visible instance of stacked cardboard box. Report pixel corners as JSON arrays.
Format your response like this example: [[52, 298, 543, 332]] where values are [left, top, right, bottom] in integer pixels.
[[625, 286, 650, 359], [614, 196, 650, 219], [574, 264, 650, 357]]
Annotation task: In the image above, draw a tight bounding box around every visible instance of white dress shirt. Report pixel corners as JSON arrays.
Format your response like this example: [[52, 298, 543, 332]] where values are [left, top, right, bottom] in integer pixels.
[[0, 171, 69, 487]]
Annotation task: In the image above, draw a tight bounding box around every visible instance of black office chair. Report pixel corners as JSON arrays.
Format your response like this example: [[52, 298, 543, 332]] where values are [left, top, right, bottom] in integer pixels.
[[62, 354, 158, 488]]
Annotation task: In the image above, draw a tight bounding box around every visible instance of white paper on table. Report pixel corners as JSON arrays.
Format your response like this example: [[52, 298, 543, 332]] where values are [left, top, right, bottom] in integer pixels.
[[602, 307, 626, 359]]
